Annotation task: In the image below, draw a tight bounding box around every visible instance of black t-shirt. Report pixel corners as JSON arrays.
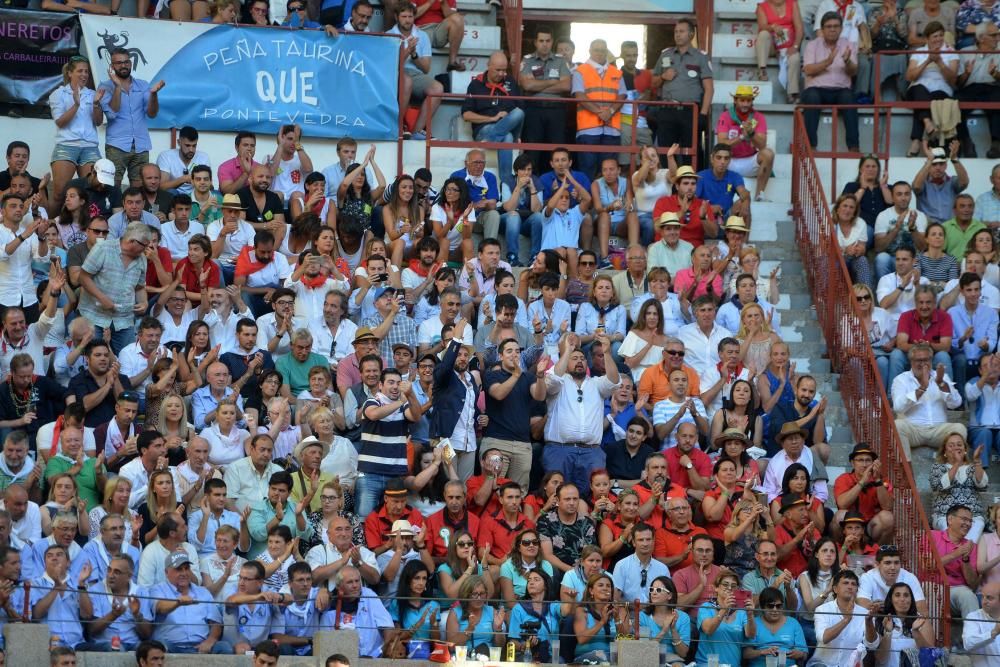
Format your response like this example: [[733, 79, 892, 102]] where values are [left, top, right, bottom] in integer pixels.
[[237, 186, 284, 224], [461, 76, 521, 135], [68, 177, 123, 219], [143, 190, 174, 217], [0, 170, 40, 193], [0, 376, 66, 444], [603, 441, 655, 481], [68, 370, 133, 428], [483, 368, 536, 442]]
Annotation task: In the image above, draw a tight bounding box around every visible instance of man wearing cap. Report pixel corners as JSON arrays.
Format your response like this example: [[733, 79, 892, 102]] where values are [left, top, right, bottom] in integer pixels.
[[856, 545, 928, 616], [913, 140, 969, 225], [651, 18, 713, 166], [773, 493, 821, 577], [377, 519, 432, 596], [337, 326, 380, 398], [247, 471, 313, 558], [891, 342, 965, 460], [363, 286, 417, 365], [653, 165, 714, 248], [137, 512, 200, 587], [833, 443, 894, 543], [927, 503, 982, 621], [67, 159, 122, 219], [647, 213, 694, 278], [148, 551, 232, 654], [766, 374, 828, 460], [363, 478, 425, 555], [310, 290, 357, 371], [762, 422, 830, 504], [76, 221, 152, 355], [207, 194, 257, 285], [715, 85, 775, 202], [306, 515, 380, 590], [424, 481, 481, 562]]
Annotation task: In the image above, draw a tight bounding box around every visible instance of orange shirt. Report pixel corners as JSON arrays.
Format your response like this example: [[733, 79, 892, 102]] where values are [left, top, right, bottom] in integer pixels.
[[637, 362, 701, 405]]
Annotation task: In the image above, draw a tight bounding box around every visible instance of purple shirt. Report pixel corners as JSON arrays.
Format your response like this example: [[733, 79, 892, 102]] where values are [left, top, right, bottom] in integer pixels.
[[803, 37, 857, 89]]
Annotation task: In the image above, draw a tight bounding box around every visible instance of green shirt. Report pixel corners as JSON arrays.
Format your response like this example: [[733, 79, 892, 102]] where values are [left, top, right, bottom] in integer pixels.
[[942, 217, 987, 261], [246, 498, 314, 559], [43, 456, 101, 512], [275, 352, 328, 395]]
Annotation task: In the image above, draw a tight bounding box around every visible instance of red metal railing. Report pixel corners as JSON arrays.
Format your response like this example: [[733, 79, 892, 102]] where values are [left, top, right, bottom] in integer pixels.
[[423, 93, 699, 171], [790, 109, 951, 644]]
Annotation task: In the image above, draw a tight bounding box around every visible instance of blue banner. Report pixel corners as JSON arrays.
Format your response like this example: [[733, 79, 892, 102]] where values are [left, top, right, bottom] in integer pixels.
[[80, 17, 401, 139]]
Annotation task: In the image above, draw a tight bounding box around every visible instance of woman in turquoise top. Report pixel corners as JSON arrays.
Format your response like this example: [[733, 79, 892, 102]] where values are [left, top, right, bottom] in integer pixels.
[[508, 570, 561, 663], [638, 576, 690, 666], [387, 560, 440, 641], [444, 575, 507, 656], [573, 573, 620, 663], [559, 545, 606, 617], [696, 568, 757, 667], [744, 586, 808, 666], [436, 529, 494, 602], [499, 528, 554, 607]]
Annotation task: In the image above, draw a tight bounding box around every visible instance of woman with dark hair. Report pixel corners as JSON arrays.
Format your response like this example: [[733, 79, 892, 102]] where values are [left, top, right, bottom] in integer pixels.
[[517, 249, 568, 304], [387, 560, 441, 641], [840, 155, 891, 230], [407, 445, 458, 517], [524, 471, 563, 522], [172, 233, 220, 303], [639, 575, 690, 665], [797, 536, 840, 654], [181, 319, 212, 368], [873, 582, 933, 667], [703, 458, 745, 541], [499, 528, 554, 607], [715, 429, 762, 490], [55, 185, 90, 248], [337, 146, 386, 226], [383, 174, 425, 268], [709, 379, 763, 450], [508, 569, 560, 662], [573, 573, 624, 663], [833, 193, 875, 290], [413, 266, 457, 327], [431, 177, 475, 263], [769, 462, 826, 532], [696, 568, 756, 667], [437, 529, 494, 602], [621, 298, 669, 382], [280, 211, 322, 260], [289, 175, 335, 227], [244, 369, 283, 430], [744, 586, 807, 666]]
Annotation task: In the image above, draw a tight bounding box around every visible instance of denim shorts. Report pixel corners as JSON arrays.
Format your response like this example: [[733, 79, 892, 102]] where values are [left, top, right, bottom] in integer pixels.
[[51, 143, 101, 166]]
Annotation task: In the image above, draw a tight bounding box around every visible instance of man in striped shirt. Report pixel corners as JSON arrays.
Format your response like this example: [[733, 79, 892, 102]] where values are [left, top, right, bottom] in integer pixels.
[[355, 368, 424, 517]]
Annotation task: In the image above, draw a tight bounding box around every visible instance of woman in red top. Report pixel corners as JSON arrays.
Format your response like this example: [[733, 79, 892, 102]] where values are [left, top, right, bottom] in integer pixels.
[[755, 0, 804, 101], [702, 458, 744, 540], [172, 233, 220, 303], [524, 471, 563, 522], [838, 511, 879, 570], [588, 469, 618, 524], [597, 489, 640, 570], [716, 429, 762, 492]]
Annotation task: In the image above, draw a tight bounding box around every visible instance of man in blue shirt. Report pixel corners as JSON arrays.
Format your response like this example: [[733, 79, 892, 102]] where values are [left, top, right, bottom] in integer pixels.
[[78, 553, 149, 652], [451, 149, 501, 247], [949, 273, 999, 398], [20, 544, 85, 649], [148, 551, 232, 654], [538, 147, 594, 253], [272, 561, 328, 655], [695, 144, 751, 231], [98, 47, 164, 189]]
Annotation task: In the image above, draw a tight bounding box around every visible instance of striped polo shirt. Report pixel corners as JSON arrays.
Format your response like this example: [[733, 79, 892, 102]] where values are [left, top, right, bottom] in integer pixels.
[[358, 394, 411, 476]]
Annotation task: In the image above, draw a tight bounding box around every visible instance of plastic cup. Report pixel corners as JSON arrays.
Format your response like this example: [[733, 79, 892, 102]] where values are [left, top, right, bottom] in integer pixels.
[[707, 656, 720, 667], [766, 655, 779, 667], [455, 645, 467, 662], [489, 646, 502, 662]]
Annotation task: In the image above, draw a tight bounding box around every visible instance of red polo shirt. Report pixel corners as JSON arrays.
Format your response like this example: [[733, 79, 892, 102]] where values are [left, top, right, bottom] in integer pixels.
[[833, 472, 892, 521], [478, 510, 534, 561], [466, 475, 513, 517], [664, 447, 713, 490], [896, 308, 953, 346], [423, 508, 481, 559], [363, 506, 425, 551], [774, 520, 821, 577], [652, 194, 709, 246]]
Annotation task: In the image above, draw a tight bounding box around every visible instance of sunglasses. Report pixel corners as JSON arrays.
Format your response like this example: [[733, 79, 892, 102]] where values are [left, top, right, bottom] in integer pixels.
[[456, 541, 475, 548], [521, 539, 540, 546], [765, 603, 784, 609], [90, 228, 110, 236], [579, 260, 596, 266], [649, 586, 669, 594], [855, 294, 871, 301], [666, 350, 685, 357]]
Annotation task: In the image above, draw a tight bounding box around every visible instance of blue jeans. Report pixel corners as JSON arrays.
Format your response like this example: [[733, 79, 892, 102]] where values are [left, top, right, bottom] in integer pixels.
[[541, 442, 606, 499], [164, 640, 234, 654], [92, 324, 136, 357], [970, 427, 1000, 466], [636, 212, 654, 246], [355, 471, 392, 518], [874, 352, 889, 394], [887, 348, 952, 389], [502, 210, 544, 263], [800, 86, 859, 149], [951, 351, 981, 400], [875, 252, 895, 281], [576, 134, 621, 181], [221, 262, 235, 286], [475, 107, 525, 191]]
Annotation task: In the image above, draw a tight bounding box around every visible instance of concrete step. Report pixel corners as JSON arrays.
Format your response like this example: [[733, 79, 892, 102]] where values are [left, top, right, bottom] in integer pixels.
[[714, 0, 757, 19], [713, 34, 759, 64], [433, 25, 500, 55], [716, 19, 757, 36]]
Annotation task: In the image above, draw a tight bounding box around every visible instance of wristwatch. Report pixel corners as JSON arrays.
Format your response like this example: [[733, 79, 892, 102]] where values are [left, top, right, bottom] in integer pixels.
[[685, 462, 693, 470]]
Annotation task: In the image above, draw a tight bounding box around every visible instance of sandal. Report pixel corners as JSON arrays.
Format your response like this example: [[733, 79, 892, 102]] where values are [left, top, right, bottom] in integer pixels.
[[757, 67, 769, 81], [447, 61, 467, 72], [906, 139, 921, 158]]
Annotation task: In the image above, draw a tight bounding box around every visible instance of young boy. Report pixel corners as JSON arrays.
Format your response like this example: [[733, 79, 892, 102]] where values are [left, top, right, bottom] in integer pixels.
[[540, 174, 591, 277]]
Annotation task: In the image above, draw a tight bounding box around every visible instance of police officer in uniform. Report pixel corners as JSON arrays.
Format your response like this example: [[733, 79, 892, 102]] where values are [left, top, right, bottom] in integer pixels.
[[519, 25, 572, 175], [652, 18, 714, 166]]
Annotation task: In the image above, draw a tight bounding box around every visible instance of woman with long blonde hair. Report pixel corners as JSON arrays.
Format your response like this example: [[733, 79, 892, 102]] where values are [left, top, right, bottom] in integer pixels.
[[89, 476, 138, 544], [135, 469, 181, 546], [736, 302, 781, 373]]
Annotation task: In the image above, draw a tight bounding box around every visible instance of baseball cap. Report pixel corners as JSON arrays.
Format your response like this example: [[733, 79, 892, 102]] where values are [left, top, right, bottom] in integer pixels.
[[373, 286, 397, 301], [166, 551, 192, 569], [93, 159, 116, 186], [930, 147, 948, 164]]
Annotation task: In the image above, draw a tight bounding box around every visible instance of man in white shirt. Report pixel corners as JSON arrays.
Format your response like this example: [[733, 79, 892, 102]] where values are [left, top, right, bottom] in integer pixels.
[[118, 316, 172, 411], [762, 422, 829, 503], [305, 515, 379, 591], [543, 332, 619, 498], [207, 194, 257, 285], [0, 292, 58, 380], [233, 230, 292, 318], [320, 137, 376, 202], [203, 286, 253, 353], [856, 545, 928, 616], [283, 251, 350, 321], [940, 251, 1000, 310], [0, 194, 48, 327], [256, 287, 303, 360], [677, 295, 734, 376], [156, 125, 211, 196], [875, 246, 928, 323], [269, 124, 312, 203], [310, 290, 357, 370], [223, 434, 283, 512], [891, 343, 966, 459], [2, 483, 40, 545], [118, 431, 181, 509], [873, 181, 928, 280], [417, 287, 472, 356], [964, 581, 1000, 666], [809, 569, 880, 667], [136, 512, 201, 587], [159, 194, 206, 262], [153, 280, 205, 347]]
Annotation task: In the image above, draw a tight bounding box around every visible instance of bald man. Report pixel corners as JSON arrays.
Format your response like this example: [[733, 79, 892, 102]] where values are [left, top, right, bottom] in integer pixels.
[[237, 164, 285, 234], [572, 39, 626, 180], [462, 51, 524, 192], [3, 483, 40, 545], [964, 581, 1000, 663]]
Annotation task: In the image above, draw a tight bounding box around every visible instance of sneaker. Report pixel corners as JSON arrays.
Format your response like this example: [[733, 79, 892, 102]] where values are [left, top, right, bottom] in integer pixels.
[[598, 256, 613, 269], [754, 192, 771, 202], [408, 131, 426, 140], [506, 252, 522, 267]]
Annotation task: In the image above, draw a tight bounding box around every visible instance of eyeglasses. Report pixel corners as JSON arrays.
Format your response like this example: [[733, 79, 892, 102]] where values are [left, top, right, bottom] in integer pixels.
[[238, 575, 260, 582], [110, 59, 131, 66], [90, 228, 109, 236], [470, 591, 486, 598], [665, 350, 685, 357], [418, 363, 435, 370], [649, 586, 669, 594], [274, 299, 294, 306], [579, 260, 596, 266], [289, 4, 305, 8], [320, 495, 340, 501], [577, 388, 583, 403], [521, 539, 540, 546], [131, 239, 149, 249], [877, 544, 898, 553], [456, 541, 475, 548], [765, 603, 784, 609]]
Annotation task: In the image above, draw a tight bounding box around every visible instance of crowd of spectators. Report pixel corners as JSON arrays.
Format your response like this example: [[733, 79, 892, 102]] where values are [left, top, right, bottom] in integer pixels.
[[7, 0, 1000, 664]]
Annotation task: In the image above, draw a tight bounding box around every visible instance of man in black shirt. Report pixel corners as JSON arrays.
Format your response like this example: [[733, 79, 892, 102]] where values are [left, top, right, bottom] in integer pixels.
[[604, 415, 655, 489], [237, 164, 285, 232], [67, 340, 132, 428], [0, 142, 40, 195], [139, 163, 174, 222], [67, 159, 122, 219], [0, 353, 66, 442], [461, 51, 523, 192]]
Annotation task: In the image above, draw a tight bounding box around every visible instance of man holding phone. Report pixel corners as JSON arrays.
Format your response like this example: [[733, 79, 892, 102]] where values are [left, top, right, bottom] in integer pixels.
[[362, 287, 417, 366]]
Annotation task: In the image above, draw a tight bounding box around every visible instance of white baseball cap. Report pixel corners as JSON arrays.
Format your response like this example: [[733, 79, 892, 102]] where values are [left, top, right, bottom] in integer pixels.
[[93, 158, 116, 186]]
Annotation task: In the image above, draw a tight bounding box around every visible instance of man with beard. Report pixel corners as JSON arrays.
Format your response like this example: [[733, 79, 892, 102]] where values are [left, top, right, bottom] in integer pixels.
[[7, 173, 48, 226], [0, 431, 39, 494], [255, 287, 302, 359], [0, 354, 66, 444], [68, 341, 131, 428], [233, 231, 291, 317], [237, 164, 285, 233], [462, 52, 523, 193], [767, 375, 829, 460], [220, 320, 274, 401], [149, 551, 231, 654], [714, 85, 775, 202], [190, 165, 223, 227], [429, 321, 480, 480], [326, 566, 393, 657], [310, 290, 357, 371], [543, 333, 619, 497], [0, 195, 50, 327], [97, 47, 164, 188], [156, 126, 211, 195], [202, 285, 253, 354]]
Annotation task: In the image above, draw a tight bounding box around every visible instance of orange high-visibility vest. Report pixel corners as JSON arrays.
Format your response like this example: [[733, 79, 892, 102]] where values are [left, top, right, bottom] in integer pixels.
[[576, 62, 623, 132]]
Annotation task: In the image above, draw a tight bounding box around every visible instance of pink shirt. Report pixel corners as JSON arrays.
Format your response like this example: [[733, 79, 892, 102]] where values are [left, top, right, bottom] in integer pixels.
[[217, 156, 260, 188], [803, 37, 857, 90], [674, 563, 721, 620], [716, 110, 768, 159], [928, 529, 978, 587], [673, 268, 724, 300]]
